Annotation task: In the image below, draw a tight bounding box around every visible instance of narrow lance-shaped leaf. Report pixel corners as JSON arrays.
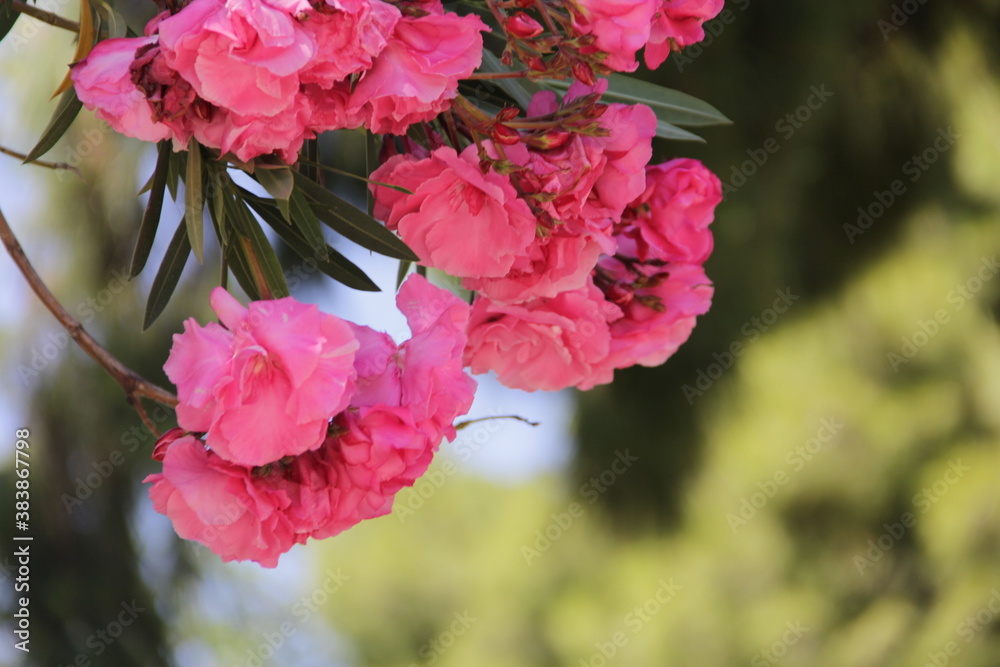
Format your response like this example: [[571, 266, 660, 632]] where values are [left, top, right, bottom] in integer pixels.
[[129, 141, 171, 277], [293, 173, 418, 261], [288, 188, 328, 261], [478, 49, 541, 110], [143, 218, 191, 329], [166, 150, 184, 200], [254, 165, 294, 222], [23, 88, 84, 164], [395, 260, 412, 290], [224, 184, 289, 298], [51, 0, 95, 98], [184, 138, 204, 264], [655, 120, 706, 143], [247, 198, 378, 292]]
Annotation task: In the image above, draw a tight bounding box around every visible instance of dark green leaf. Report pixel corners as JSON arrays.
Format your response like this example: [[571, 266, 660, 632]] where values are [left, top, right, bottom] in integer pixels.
[[23, 88, 83, 164], [255, 165, 294, 222], [248, 199, 378, 292], [288, 188, 328, 261], [546, 74, 731, 127], [293, 173, 418, 261], [396, 260, 412, 290], [184, 138, 204, 264], [143, 218, 190, 330], [223, 187, 288, 299], [129, 141, 171, 278], [602, 74, 730, 126], [0, 1, 21, 45], [656, 120, 705, 143], [479, 50, 542, 110], [166, 150, 184, 200]]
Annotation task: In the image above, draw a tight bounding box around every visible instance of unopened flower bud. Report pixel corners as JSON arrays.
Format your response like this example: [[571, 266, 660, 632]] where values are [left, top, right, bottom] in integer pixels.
[[492, 123, 522, 145], [505, 12, 544, 38]]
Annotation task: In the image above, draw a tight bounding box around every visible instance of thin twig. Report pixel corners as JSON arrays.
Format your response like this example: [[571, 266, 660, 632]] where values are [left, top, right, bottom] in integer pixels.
[[0, 204, 178, 412], [0, 145, 82, 178], [455, 414, 541, 430], [8, 0, 80, 33]]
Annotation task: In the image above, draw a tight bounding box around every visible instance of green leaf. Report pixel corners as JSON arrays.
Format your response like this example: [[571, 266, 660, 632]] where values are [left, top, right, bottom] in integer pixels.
[[210, 168, 226, 245], [209, 197, 257, 300], [479, 50, 541, 110], [545, 74, 730, 127], [143, 218, 190, 330], [255, 165, 294, 222], [0, 1, 21, 45], [656, 120, 706, 143], [92, 0, 127, 38], [396, 260, 412, 290], [288, 188, 328, 262], [129, 141, 171, 278], [602, 74, 730, 126], [23, 88, 83, 164], [293, 173, 418, 261], [166, 150, 184, 201], [223, 186, 288, 299], [248, 199, 379, 292], [184, 138, 204, 264]]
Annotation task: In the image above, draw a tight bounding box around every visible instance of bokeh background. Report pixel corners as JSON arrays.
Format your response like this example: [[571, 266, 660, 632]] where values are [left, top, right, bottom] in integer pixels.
[[3, 0, 1000, 665]]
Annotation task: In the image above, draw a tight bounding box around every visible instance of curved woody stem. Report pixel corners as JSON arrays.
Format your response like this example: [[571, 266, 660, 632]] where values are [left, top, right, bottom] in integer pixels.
[[8, 0, 80, 33], [0, 204, 178, 431]]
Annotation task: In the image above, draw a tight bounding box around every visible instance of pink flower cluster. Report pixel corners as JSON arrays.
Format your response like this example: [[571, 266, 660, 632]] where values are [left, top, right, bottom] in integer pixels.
[[372, 85, 721, 392], [71, 0, 486, 162], [572, 0, 725, 71], [145, 275, 475, 566]]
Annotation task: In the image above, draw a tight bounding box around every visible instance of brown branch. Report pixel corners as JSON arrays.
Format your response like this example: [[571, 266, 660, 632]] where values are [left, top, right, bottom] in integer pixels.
[[0, 204, 178, 412], [8, 0, 80, 33], [0, 145, 82, 178]]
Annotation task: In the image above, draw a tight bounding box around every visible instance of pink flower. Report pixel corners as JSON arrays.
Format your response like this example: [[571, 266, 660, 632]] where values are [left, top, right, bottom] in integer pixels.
[[572, 0, 658, 72], [351, 275, 477, 442], [157, 0, 316, 118], [622, 158, 721, 264], [597, 257, 713, 368], [464, 281, 622, 392], [371, 146, 537, 279], [192, 93, 315, 163], [348, 12, 486, 134], [71, 37, 173, 143], [645, 0, 724, 69], [299, 0, 400, 87], [145, 435, 299, 567], [465, 233, 605, 304], [163, 288, 359, 467]]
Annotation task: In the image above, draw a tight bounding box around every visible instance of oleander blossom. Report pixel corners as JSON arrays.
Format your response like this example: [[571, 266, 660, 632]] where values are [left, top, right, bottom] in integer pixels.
[[620, 158, 722, 264], [371, 145, 537, 279], [149, 276, 477, 566], [571, 0, 658, 72], [163, 288, 360, 467], [645, 0, 725, 69]]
